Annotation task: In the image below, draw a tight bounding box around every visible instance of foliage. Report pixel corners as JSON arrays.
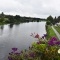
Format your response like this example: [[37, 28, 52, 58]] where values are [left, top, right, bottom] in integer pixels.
[[46, 16, 60, 25], [46, 21, 51, 25], [57, 16, 60, 22], [8, 33, 60, 60], [47, 15, 53, 24], [0, 12, 45, 24], [0, 12, 60, 25]]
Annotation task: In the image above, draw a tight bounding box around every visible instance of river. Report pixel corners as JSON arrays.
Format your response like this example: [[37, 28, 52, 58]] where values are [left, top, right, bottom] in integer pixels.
[[0, 22, 46, 60]]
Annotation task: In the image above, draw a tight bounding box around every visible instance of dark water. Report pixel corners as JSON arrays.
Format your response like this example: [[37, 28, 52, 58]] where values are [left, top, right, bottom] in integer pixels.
[[0, 22, 46, 60]]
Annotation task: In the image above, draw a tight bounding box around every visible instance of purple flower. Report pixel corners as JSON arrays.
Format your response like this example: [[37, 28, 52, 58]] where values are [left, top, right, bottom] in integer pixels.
[[56, 41, 60, 45], [12, 48, 18, 52], [48, 41, 55, 46], [44, 34, 47, 37], [42, 36, 44, 39], [50, 37, 57, 41], [48, 37, 58, 46]]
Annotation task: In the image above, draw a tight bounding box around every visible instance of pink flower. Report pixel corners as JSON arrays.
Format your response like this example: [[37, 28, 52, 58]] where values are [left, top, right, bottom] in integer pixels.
[[35, 34, 39, 38]]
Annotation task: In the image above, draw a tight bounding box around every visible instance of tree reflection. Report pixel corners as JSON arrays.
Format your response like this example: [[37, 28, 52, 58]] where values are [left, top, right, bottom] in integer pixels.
[[0, 25, 4, 30], [9, 24, 14, 28], [0, 25, 4, 35], [15, 23, 20, 25]]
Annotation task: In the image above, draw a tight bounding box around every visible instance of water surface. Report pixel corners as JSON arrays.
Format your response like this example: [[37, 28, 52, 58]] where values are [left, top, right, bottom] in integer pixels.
[[0, 22, 46, 60]]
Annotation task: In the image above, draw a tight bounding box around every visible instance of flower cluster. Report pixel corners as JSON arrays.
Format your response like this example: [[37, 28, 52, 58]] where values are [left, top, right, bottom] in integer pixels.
[[48, 37, 60, 46], [30, 33, 40, 38], [30, 33, 47, 39], [8, 48, 36, 60], [8, 48, 21, 60], [42, 34, 47, 39], [12, 48, 18, 52], [8, 34, 60, 60]]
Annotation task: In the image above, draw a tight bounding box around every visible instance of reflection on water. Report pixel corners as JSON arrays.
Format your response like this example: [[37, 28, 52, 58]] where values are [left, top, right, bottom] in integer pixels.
[[0, 22, 46, 60], [0, 25, 4, 29], [9, 24, 14, 28], [0, 25, 4, 35]]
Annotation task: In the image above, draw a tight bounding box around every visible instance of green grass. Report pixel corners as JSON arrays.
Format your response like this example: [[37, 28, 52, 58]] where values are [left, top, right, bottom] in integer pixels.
[[54, 26, 60, 34], [46, 25, 57, 39]]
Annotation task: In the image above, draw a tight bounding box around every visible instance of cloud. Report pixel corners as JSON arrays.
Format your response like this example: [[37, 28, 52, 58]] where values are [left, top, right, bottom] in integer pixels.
[[0, 0, 60, 18]]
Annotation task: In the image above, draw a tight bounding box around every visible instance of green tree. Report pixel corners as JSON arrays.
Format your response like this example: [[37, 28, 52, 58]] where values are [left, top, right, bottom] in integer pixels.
[[8, 16, 15, 23], [47, 15, 53, 24], [46, 21, 51, 25], [57, 16, 60, 22], [14, 15, 21, 23], [0, 12, 5, 23], [53, 16, 57, 24]]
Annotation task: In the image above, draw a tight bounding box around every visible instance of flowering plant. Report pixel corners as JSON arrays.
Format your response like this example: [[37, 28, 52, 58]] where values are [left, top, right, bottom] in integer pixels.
[[8, 33, 60, 60]]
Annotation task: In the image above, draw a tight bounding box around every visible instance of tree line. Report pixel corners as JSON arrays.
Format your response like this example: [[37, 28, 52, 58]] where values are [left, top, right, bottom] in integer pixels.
[[0, 12, 60, 25], [46, 15, 60, 25], [0, 12, 45, 24]]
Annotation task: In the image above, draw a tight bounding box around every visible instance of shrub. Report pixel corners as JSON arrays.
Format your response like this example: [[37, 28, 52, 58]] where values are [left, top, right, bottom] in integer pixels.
[[8, 34, 60, 60], [46, 21, 51, 25]]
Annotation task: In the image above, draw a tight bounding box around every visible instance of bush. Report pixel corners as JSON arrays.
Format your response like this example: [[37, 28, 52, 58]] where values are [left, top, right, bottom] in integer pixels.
[[46, 21, 51, 25], [8, 34, 60, 60]]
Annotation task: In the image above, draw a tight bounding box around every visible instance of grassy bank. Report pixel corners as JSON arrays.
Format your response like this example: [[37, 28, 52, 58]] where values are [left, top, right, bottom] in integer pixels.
[[46, 25, 57, 39], [54, 26, 60, 34]]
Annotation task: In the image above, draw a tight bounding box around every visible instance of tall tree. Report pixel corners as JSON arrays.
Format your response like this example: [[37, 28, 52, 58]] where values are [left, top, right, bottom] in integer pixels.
[[47, 15, 53, 23], [57, 16, 60, 22], [53, 16, 57, 24], [0, 12, 5, 22]]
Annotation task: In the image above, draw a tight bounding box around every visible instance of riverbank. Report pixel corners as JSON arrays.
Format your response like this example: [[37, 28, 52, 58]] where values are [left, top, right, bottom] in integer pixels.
[[46, 25, 57, 39]]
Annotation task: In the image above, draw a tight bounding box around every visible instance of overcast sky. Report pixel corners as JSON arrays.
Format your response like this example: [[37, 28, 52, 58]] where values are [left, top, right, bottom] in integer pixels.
[[0, 0, 60, 18]]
